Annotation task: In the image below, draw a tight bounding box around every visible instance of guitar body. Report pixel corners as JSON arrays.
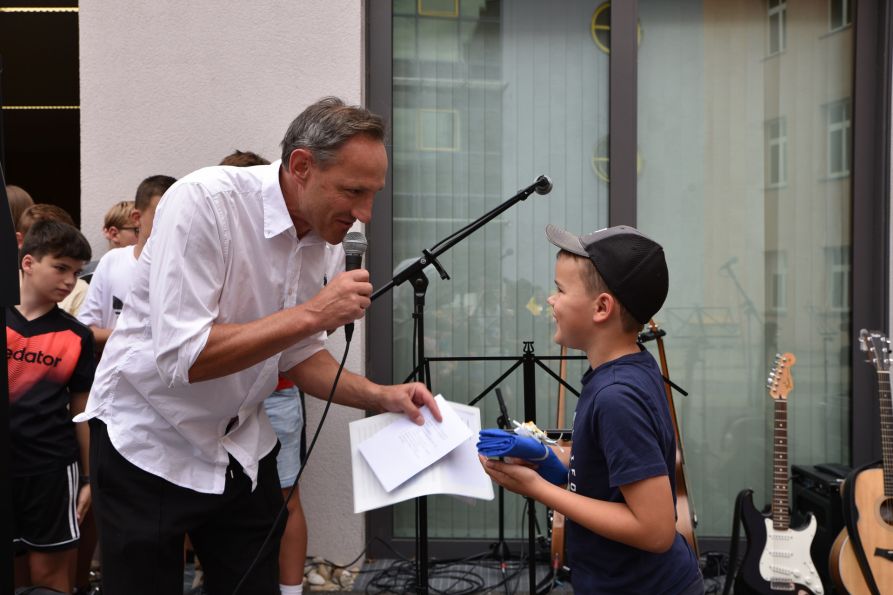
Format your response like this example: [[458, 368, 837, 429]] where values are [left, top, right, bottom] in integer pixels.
[[828, 468, 893, 594], [736, 491, 824, 595]]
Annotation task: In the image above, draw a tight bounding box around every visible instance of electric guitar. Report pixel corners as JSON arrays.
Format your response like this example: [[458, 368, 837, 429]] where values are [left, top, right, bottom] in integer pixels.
[[828, 330, 893, 595], [736, 353, 824, 595]]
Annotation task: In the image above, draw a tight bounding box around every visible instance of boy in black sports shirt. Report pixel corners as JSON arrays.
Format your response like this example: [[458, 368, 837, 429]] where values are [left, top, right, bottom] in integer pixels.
[[9, 220, 94, 593], [480, 225, 702, 594]]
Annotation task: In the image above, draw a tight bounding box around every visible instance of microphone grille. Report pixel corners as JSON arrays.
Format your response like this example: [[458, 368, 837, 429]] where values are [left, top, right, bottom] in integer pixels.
[[343, 231, 368, 256]]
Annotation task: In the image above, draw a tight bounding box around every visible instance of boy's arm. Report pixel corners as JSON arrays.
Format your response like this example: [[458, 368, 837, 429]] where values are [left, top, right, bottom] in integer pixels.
[[481, 458, 677, 554], [89, 325, 112, 348], [71, 390, 91, 522]]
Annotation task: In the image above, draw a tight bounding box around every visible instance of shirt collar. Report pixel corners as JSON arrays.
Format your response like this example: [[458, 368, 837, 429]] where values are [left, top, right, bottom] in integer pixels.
[[262, 160, 295, 239]]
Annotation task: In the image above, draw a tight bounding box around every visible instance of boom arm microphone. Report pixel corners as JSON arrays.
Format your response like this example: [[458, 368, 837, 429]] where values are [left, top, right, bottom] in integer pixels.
[[534, 175, 553, 195], [342, 231, 367, 342]]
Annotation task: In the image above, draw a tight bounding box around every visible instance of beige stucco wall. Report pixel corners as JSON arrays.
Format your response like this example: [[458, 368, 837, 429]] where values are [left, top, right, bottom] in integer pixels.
[[79, 0, 367, 563]]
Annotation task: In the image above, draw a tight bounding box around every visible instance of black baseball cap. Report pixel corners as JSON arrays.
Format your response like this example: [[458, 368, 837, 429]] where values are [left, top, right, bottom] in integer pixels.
[[545, 224, 669, 324]]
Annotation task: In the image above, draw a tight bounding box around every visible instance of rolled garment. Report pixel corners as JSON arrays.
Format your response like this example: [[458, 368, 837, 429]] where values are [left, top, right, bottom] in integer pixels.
[[477, 429, 568, 485]]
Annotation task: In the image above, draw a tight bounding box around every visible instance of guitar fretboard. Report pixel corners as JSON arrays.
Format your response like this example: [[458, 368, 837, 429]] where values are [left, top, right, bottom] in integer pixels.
[[879, 371, 892, 497], [772, 398, 790, 530]]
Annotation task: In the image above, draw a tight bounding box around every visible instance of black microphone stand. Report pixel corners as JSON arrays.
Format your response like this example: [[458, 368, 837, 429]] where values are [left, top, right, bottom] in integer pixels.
[[370, 175, 551, 595]]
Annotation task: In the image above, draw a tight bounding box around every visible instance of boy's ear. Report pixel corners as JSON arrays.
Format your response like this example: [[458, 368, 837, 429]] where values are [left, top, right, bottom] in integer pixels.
[[20, 253, 34, 274], [592, 292, 614, 324]]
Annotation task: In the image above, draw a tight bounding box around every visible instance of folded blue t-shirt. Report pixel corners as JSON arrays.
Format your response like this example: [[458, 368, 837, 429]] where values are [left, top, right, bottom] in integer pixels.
[[477, 429, 568, 485]]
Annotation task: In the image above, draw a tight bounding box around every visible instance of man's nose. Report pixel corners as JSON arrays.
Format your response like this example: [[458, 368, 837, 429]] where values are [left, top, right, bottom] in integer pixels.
[[352, 194, 374, 225]]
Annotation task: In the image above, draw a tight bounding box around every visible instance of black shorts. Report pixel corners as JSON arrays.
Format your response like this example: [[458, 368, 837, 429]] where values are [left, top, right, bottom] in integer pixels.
[[12, 461, 81, 553]]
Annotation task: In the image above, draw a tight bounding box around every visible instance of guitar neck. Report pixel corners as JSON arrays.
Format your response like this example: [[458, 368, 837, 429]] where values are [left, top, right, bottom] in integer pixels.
[[879, 371, 892, 497], [772, 398, 790, 530]]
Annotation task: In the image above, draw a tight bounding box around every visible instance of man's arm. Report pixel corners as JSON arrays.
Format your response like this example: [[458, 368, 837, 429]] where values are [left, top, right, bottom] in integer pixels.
[[187, 269, 372, 383], [70, 391, 91, 522], [481, 460, 677, 553], [283, 349, 442, 425]]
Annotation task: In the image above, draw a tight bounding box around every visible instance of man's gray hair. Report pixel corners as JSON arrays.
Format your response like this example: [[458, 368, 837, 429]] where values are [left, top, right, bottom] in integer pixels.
[[280, 97, 386, 167]]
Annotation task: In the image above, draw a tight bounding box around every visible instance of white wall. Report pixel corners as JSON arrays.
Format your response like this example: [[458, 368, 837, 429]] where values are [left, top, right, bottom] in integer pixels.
[[79, 0, 368, 562]]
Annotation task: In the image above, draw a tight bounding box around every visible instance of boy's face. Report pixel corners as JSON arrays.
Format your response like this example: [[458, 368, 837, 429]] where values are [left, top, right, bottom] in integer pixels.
[[547, 256, 599, 351], [21, 254, 85, 303], [106, 224, 139, 248], [135, 194, 163, 244]]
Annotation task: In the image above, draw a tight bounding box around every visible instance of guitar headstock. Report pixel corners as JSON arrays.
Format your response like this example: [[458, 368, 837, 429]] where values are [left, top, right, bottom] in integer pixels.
[[859, 329, 891, 372], [768, 352, 796, 401]]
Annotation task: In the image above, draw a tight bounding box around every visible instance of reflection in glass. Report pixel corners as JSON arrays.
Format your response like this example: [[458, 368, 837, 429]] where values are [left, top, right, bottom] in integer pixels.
[[391, 0, 608, 539], [637, 0, 852, 537]]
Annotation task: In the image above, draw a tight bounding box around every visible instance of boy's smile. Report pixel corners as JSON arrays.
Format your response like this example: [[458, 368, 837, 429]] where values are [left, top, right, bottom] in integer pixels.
[[547, 256, 597, 351]]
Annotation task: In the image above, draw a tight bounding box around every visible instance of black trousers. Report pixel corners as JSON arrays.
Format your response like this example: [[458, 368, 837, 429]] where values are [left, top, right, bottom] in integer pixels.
[[89, 419, 284, 595]]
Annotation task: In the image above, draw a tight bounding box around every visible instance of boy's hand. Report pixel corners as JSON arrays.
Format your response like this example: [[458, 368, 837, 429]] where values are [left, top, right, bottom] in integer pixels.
[[479, 454, 545, 499], [76, 484, 91, 523]]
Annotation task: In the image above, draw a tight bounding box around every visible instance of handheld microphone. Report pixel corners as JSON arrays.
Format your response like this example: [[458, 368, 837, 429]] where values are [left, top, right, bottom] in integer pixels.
[[534, 175, 553, 195], [342, 231, 368, 341]]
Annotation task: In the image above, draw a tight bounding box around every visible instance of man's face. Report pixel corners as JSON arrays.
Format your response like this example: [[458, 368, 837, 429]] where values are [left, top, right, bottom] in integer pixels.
[[288, 135, 387, 244], [21, 254, 85, 303], [547, 256, 598, 351]]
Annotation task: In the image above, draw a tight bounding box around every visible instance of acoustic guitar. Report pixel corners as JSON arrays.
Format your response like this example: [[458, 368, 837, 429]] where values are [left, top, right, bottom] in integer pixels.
[[549, 345, 571, 576], [648, 319, 699, 556], [828, 330, 893, 595], [736, 353, 823, 595]]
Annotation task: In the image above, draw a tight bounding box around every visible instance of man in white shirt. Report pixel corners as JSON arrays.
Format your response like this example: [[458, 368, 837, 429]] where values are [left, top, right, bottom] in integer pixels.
[[77, 97, 440, 595]]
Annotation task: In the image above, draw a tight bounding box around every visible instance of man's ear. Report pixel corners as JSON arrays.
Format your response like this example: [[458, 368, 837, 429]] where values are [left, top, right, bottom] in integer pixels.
[[130, 209, 141, 226], [287, 148, 314, 183], [16, 231, 23, 249]]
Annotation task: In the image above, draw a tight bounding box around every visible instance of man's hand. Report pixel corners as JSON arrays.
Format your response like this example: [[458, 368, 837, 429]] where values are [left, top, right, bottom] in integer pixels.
[[479, 455, 546, 499], [378, 382, 442, 425], [76, 484, 91, 523], [305, 269, 372, 330]]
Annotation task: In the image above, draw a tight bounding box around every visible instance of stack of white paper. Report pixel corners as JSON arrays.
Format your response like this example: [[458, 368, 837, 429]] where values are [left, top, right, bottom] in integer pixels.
[[350, 395, 494, 513]]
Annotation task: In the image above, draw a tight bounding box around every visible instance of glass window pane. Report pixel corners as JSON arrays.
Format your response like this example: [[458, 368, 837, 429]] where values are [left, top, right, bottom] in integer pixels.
[[391, 0, 609, 539], [638, 0, 851, 539]]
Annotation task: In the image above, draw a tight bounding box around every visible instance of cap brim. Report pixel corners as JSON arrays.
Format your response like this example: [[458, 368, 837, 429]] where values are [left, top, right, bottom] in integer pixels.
[[545, 224, 587, 257]]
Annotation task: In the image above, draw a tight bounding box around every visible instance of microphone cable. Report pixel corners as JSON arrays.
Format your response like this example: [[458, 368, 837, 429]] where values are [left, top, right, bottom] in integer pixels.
[[232, 333, 353, 594]]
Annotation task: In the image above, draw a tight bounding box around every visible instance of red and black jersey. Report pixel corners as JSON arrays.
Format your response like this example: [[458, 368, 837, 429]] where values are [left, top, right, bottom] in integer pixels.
[[7, 305, 95, 477]]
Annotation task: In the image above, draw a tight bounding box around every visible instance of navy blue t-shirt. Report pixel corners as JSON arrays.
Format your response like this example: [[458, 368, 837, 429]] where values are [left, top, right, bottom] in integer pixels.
[[565, 349, 700, 593]]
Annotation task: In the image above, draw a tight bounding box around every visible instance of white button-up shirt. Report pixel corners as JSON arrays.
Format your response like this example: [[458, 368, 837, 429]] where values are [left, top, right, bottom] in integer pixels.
[[76, 161, 328, 494]]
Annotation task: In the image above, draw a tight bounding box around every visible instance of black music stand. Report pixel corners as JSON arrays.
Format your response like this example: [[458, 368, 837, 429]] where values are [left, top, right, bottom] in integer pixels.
[[369, 175, 552, 594], [419, 342, 585, 593]]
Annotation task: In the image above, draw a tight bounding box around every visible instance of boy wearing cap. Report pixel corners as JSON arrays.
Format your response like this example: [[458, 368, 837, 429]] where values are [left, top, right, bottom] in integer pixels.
[[480, 225, 702, 594]]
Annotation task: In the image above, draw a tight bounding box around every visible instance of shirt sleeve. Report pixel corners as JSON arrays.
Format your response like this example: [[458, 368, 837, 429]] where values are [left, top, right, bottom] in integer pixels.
[[68, 328, 96, 393], [148, 182, 226, 388], [77, 255, 108, 328], [595, 384, 669, 488]]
